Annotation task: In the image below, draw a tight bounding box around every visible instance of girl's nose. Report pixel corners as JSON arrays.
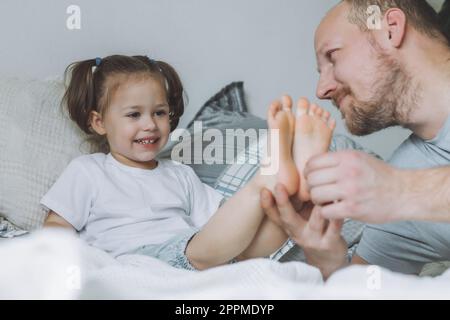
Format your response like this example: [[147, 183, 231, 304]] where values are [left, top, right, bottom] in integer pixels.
[[142, 115, 157, 131]]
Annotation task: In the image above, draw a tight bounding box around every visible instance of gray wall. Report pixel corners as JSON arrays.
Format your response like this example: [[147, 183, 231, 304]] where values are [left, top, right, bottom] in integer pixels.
[[0, 0, 443, 159]]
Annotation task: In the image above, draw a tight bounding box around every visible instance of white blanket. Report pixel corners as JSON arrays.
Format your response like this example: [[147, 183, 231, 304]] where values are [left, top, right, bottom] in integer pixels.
[[2, 230, 449, 299]]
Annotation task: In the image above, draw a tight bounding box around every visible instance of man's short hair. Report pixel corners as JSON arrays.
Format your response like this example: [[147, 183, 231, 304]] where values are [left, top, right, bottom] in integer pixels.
[[343, 0, 448, 44]]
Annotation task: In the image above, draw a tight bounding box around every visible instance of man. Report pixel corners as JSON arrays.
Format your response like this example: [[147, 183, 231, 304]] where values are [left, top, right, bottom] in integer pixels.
[[261, 0, 450, 279]]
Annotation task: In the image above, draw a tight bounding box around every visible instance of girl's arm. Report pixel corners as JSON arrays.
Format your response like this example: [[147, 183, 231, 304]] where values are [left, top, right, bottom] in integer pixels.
[[44, 211, 76, 232]]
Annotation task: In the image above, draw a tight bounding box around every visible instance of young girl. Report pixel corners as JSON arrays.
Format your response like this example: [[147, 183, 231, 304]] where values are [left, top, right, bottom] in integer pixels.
[[42, 55, 335, 270]]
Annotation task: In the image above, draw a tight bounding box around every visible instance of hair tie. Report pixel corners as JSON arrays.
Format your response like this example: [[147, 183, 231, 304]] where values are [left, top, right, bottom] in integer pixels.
[[95, 57, 102, 67], [147, 56, 163, 74], [145, 55, 153, 63]]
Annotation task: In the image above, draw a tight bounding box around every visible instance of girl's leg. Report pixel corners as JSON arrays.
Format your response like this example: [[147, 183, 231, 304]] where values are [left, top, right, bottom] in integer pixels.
[[236, 217, 288, 261], [186, 99, 298, 270], [186, 170, 291, 270]]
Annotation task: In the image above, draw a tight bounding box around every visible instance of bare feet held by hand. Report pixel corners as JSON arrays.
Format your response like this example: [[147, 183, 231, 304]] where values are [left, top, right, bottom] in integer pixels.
[[294, 98, 336, 201], [264, 96, 299, 195]]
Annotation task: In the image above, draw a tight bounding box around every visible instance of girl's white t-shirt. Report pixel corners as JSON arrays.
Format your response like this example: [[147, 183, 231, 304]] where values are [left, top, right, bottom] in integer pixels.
[[40, 153, 224, 257]]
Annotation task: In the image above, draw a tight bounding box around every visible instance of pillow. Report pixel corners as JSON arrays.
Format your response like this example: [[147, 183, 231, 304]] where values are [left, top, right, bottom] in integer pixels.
[[160, 82, 266, 187], [187, 81, 249, 125], [214, 133, 381, 261], [0, 77, 93, 231]]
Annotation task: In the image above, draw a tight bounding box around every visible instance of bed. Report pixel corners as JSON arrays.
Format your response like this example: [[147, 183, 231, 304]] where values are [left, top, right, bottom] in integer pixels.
[[1, 77, 449, 299]]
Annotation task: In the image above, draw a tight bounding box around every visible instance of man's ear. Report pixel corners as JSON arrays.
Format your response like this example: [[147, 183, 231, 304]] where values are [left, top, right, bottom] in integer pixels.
[[384, 8, 406, 47], [90, 110, 107, 135]]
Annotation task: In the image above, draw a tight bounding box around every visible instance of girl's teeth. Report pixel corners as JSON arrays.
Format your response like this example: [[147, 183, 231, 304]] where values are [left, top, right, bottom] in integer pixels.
[[136, 139, 157, 144]]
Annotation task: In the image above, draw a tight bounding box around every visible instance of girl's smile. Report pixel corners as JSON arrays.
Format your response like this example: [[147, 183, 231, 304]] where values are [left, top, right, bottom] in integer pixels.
[[134, 135, 162, 150]]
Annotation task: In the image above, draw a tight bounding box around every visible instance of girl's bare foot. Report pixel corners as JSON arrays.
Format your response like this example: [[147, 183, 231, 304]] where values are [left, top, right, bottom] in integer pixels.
[[264, 96, 299, 195], [294, 98, 336, 201]]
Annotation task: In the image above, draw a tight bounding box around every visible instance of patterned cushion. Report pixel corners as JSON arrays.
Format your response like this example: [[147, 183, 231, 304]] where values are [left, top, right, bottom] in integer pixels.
[[0, 217, 28, 238]]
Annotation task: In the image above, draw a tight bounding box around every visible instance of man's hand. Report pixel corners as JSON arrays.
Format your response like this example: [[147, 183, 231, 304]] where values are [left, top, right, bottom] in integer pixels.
[[305, 150, 407, 224], [261, 185, 348, 279]]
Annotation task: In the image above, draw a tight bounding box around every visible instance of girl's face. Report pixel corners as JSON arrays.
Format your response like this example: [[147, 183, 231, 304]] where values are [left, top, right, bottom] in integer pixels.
[[91, 76, 171, 169]]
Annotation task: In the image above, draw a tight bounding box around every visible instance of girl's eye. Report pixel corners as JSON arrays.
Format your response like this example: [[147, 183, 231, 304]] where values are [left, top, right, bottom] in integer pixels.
[[127, 112, 140, 118], [155, 110, 167, 117]]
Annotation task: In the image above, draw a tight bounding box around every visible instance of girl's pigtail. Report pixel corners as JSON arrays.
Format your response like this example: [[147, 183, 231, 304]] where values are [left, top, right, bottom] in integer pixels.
[[62, 59, 99, 134], [155, 61, 185, 131]]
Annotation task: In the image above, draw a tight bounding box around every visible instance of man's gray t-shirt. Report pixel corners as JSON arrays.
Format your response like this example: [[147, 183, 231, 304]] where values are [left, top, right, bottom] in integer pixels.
[[356, 116, 450, 274]]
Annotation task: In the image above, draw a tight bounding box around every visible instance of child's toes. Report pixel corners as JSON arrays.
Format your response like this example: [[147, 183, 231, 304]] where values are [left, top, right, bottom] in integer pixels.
[[328, 118, 337, 130], [308, 103, 317, 116], [322, 110, 331, 126], [313, 104, 324, 118], [308, 103, 318, 116], [281, 95, 293, 113], [275, 109, 286, 122], [268, 101, 282, 125], [296, 98, 309, 117], [282, 95, 296, 136]]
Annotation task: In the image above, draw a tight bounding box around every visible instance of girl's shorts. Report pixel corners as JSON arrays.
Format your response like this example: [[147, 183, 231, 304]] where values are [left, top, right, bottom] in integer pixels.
[[133, 228, 200, 270], [133, 228, 237, 271]]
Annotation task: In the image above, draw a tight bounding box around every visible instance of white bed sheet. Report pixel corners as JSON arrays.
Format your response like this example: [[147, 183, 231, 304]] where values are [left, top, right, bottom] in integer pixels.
[[2, 229, 449, 300]]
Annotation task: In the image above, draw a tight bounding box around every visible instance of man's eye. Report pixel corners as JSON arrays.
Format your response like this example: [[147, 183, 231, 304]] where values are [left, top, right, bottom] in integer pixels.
[[127, 112, 140, 118], [326, 49, 338, 61]]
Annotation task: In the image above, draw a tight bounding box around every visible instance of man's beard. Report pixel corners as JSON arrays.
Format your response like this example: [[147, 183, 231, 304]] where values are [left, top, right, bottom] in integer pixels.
[[336, 53, 417, 136]]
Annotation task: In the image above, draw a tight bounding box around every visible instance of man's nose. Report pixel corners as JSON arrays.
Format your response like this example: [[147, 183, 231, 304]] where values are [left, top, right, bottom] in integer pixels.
[[316, 72, 338, 100]]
